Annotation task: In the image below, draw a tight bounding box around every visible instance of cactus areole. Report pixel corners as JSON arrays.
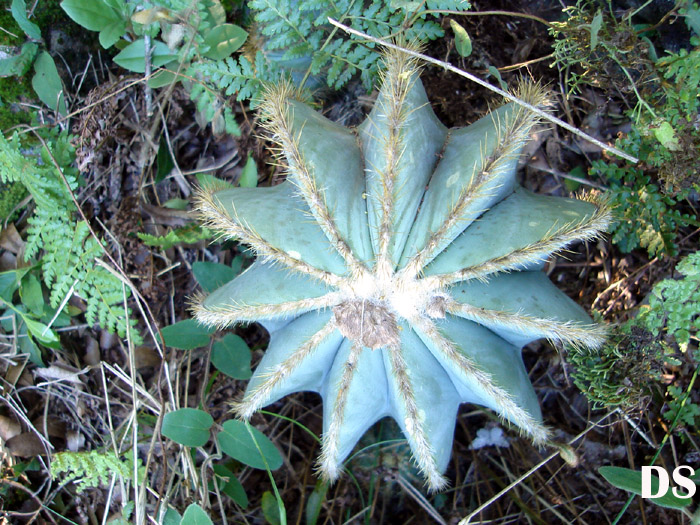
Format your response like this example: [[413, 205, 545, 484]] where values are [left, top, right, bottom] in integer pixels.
[[194, 49, 610, 490]]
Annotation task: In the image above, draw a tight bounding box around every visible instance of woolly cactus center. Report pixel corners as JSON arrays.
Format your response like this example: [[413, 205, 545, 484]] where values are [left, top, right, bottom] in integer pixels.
[[334, 270, 444, 349]]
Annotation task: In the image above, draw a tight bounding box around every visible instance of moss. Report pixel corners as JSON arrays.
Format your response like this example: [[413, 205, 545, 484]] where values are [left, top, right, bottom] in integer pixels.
[[0, 76, 33, 131], [0, 181, 29, 222], [0, 8, 24, 46]]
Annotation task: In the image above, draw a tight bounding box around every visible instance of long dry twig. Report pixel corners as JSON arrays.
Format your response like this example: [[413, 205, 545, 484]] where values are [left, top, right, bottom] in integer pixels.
[[326, 18, 638, 164]]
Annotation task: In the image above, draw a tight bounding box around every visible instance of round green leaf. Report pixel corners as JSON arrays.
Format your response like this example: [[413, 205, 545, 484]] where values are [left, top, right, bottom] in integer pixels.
[[162, 408, 213, 447], [113, 39, 177, 73], [238, 154, 258, 188], [11, 0, 42, 40], [180, 503, 213, 525], [450, 19, 472, 58], [211, 334, 252, 379], [162, 319, 214, 350], [32, 52, 66, 115], [218, 420, 283, 470], [211, 464, 248, 508], [202, 24, 248, 60], [261, 491, 282, 525], [192, 261, 239, 294], [99, 19, 126, 49], [599, 466, 692, 510], [60, 0, 121, 31]]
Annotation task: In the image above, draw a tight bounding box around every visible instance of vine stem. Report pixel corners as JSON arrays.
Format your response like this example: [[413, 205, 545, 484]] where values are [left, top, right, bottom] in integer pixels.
[[327, 18, 639, 164]]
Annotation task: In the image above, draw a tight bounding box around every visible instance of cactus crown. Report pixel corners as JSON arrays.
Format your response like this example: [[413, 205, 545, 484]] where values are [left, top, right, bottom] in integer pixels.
[[193, 48, 611, 491]]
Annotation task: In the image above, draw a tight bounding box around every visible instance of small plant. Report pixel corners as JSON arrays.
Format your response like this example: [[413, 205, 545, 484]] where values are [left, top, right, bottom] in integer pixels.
[[193, 47, 610, 490], [0, 130, 139, 344], [550, 0, 700, 257], [60, 0, 248, 132], [51, 450, 141, 492], [191, 0, 471, 106]]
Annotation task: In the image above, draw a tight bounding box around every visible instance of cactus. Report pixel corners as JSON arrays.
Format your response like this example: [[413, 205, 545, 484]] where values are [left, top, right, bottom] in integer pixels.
[[193, 48, 611, 491]]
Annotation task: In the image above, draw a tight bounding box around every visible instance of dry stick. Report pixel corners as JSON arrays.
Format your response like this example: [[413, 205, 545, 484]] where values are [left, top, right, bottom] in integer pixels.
[[326, 18, 638, 164]]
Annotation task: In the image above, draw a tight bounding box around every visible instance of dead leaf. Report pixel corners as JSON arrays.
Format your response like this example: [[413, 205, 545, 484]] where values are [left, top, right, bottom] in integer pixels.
[[34, 364, 84, 385], [134, 345, 162, 369], [32, 415, 66, 438], [0, 223, 25, 254], [6, 432, 46, 457], [66, 430, 85, 452], [0, 415, 21, 441], [84, 336, 101, 366]]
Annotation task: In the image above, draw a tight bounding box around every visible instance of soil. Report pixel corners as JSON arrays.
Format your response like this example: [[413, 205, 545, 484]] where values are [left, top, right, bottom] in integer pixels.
[[1, 0, 698, 523]]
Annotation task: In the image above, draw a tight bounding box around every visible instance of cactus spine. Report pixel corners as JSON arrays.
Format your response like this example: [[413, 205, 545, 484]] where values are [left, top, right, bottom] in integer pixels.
[[193, 48, 610, 491]]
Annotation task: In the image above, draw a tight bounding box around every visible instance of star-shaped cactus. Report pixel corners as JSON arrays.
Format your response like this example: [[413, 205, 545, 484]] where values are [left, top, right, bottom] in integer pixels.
[[193, 49, 610, 491]]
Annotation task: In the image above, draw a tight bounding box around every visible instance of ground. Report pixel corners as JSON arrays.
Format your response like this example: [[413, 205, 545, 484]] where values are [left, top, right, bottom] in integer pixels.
[[0, 0, 698, 523]]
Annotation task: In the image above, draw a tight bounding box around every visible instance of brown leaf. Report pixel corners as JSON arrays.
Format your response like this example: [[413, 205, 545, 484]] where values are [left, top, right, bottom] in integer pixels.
[[134, 345, 162, 369], [32, 415, 66, 439], [6, 432, 46, 457], [0, 415, 21, 441], [0, 223, 25, 254]]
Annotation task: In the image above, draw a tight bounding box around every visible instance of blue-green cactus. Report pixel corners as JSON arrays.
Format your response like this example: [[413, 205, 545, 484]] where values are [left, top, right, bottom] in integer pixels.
[[193, 49, 610, 491]]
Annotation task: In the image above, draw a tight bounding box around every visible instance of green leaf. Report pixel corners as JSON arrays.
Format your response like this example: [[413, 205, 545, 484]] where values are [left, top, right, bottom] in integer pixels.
[[653, 121, 681, 151], [32, 52, 67, 115], [202, 24, 248, 61], [305, 480, 328, 525], [60, 0, 121, 31], [137, 225, 213, 250], [217, 420, 283, 470], [163, 198, 189, 210], [19, 324, 44, 366], [161, 319, 214, 349], [261, 491, 282, 525], [161, 507, 182, 525], [239, 154, 258, 188], [180, 503, 213, 525], [195, 173, 234, 191], [156, 135, 174, 182], [113, 39, 177, 73], [211, 464, 248, 508], [148, 68, 179, 88], [684, 6, 700, 36], [590, 10, 603, 51], [487, 65, 507, 90], [161, 408, 213, 447], [0, 270, 22, 302], [24, 317, 58, 345], [450, 19, 472, 58], [211, 334, 252, 379], [99, 20, 126, 49], [598, 466, 692, 510], [192, 261, 239, 293], [11, 0, 42, 40], [20, 273, 44, 316], [0, 42, 38, 77]]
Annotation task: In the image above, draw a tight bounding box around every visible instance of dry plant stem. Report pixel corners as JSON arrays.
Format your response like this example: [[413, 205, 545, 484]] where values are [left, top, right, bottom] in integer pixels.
[[415, 317, 548, 444], [233, 319, 338, 420], [326, 18, 638, 164]]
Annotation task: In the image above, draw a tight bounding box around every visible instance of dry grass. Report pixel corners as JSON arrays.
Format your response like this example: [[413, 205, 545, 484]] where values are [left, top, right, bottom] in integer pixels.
[[1, 3, 698, 524]]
